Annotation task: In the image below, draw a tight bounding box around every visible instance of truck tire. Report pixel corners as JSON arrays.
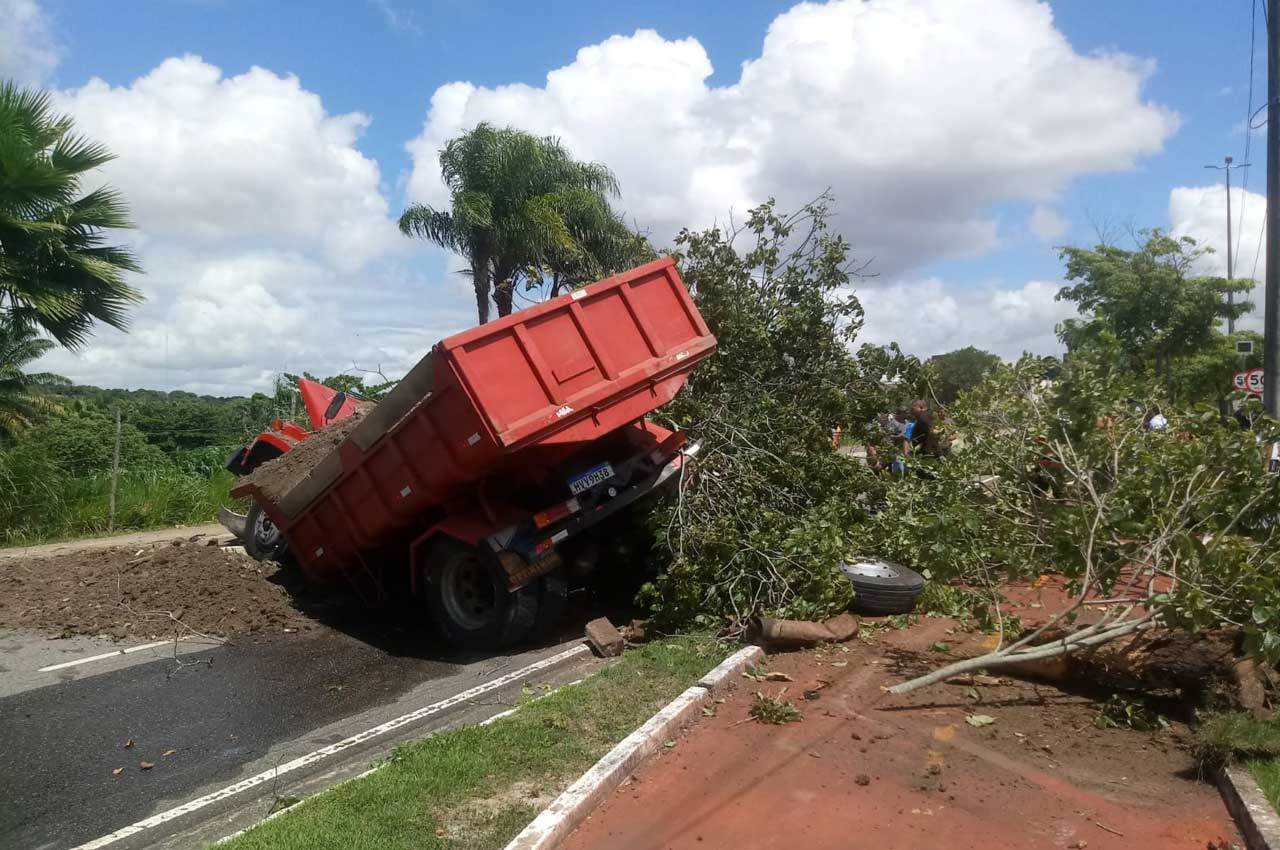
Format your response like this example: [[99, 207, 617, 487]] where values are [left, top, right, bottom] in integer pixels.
[[244, 503, 288, 562], [424, 543, 539, 649], [535, 569, 569, 633], [840, 559, 925, 617]]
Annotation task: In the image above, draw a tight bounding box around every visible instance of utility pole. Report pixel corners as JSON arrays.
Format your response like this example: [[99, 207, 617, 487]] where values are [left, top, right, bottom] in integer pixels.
[[109, 407, 122, 533], [1266, 0, 1280, 417], [1205, 155, 1248, 334]]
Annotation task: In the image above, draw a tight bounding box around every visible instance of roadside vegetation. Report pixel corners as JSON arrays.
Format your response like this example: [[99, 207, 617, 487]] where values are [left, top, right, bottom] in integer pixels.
[[220, 636, 725, 850], [0, 374, 387, 546], [3, 78, 1279, 747]]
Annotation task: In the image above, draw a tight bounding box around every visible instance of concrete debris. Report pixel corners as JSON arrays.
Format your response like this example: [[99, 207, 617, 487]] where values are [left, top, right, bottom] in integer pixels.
[[586, 617, 625, 657]]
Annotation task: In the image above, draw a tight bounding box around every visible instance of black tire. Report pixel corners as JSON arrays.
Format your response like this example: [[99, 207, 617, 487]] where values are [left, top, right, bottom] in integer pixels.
[[244, 503, 288, 562], [423, 542, 539, 649], [841, 559, 925, 616], [535, 569, 570, 633]]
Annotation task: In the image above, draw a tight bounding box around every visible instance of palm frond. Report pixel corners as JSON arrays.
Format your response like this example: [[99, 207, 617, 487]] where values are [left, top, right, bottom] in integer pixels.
[[0, 81, 142, 347]]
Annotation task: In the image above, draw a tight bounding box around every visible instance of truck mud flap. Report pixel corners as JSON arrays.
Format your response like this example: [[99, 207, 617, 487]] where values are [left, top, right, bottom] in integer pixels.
[[497, 548, 564, 591], [217, 505, 249, 540]]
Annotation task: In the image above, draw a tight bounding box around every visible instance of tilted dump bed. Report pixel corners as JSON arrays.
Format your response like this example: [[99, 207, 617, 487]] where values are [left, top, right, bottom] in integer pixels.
[[232, 257, 715, 585]]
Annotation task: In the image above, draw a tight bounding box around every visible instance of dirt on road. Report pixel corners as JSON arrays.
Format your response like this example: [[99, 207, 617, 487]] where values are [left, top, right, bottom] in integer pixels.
[[0, 538, 316, 641]]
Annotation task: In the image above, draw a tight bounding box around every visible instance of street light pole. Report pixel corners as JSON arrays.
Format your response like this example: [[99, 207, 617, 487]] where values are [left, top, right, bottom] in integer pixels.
[[1206, 156, 1247, 334], [1266, 0, 1280, 417]]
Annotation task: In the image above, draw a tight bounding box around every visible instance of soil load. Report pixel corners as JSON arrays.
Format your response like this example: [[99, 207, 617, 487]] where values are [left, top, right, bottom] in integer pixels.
[[233, 404, 371, 505], [0, 539, 315, 641]]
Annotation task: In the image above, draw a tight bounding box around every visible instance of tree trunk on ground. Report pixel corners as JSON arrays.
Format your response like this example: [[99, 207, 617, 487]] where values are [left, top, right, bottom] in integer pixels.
[[893, 624, 1270, 714], [1004, 628, 1238, 693]]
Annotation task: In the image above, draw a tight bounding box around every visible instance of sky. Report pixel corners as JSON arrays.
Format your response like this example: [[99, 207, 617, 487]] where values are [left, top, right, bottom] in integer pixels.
[[1, 0, 1271, 395]]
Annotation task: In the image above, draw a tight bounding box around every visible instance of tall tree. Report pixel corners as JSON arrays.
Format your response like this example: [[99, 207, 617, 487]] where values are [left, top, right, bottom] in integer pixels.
[[398, 123, 638, 324], [0, 321, 66, 439], [927, 346, 1002, 404], [1056, 231, 1250, 383], [0, 80, 143, 347]]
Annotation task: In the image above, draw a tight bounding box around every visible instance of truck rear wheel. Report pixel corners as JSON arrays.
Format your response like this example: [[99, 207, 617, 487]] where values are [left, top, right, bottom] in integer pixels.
[[424, 543, 539, 649]]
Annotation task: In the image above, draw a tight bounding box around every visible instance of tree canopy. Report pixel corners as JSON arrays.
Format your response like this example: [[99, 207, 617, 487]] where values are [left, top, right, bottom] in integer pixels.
[[0, 320, 66, 439], [927, 346, 1002, 405], [1056, 231, 1251, 395], [399, 122, 649, 324], [0, 80, 143, 348]]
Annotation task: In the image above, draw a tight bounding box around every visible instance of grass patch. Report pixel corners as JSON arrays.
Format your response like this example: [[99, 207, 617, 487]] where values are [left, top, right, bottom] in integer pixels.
[[1249, 759, 1280, 815], [219, 635, 727, 850], [1194, 712, 1280, 769], [748, 692, 802, 725], [0, 468, 235, 547]]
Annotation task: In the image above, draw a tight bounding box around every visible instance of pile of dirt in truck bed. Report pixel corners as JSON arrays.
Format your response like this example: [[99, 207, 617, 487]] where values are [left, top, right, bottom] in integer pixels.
[[235, 403, 372, 504], [0, 539, 317, 641]]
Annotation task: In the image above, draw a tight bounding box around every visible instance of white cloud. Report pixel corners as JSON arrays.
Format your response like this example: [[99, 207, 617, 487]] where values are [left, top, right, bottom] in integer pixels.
[[406, 0, 1176, 277], [1029, 205, 1070, 242], [0, 0, 61, 85], [53, 57, 400, 271], [34, 55, 473, 394], [856, 278, 1077, 360], [1168, 184, 1268, 332]]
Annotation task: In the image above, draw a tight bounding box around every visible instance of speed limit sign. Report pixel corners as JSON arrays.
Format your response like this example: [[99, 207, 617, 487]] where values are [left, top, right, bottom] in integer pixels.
[[1245, 368, 1265, 396], [1234, 372, 1249, 390]]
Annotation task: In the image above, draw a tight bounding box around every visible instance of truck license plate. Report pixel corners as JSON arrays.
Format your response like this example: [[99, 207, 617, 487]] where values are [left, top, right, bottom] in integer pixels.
[[568, 462, 615, 495]]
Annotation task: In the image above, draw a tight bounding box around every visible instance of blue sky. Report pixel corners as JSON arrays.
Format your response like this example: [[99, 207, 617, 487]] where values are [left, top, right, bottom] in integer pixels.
[[6, 0, 1272, 392]]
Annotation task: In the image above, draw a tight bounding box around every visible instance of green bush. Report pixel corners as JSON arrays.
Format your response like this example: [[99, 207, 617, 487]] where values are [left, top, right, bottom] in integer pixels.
[[5, 409, 170, 475], [0, 419, 235, 545], [641, 197, 922, 627]]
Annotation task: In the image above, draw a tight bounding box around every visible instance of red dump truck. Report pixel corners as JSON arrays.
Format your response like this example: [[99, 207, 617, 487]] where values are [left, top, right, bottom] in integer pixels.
[[230, 257, 715, 647]]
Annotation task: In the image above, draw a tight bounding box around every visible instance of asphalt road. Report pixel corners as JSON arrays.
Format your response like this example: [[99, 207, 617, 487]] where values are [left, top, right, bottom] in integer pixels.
[[0, 617, 596, 850]]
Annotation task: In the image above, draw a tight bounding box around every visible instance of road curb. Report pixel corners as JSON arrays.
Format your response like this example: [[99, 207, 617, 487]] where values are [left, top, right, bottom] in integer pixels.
[[503, 645, 763, 850], [698, 645, 764, 690], [1219, 765, 1280, 850]]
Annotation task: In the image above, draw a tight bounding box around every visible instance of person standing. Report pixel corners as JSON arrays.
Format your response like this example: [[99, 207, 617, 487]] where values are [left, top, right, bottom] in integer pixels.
[[909, 399, 940, 457]]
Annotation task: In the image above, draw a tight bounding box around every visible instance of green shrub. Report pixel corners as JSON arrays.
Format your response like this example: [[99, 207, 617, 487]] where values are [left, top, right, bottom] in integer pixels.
[[641, 197, 923, 627]]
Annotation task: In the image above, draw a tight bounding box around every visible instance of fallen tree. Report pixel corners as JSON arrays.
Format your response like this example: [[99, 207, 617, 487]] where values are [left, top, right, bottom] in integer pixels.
[[643, 196, 923, 626], [876, 357, 1280, 697]]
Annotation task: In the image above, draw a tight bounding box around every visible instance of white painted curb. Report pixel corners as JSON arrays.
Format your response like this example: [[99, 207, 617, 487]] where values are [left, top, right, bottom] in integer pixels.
[[1219, 765, 1280, 850], [698, 645, 763, 691], [503, 645, 763, 850]]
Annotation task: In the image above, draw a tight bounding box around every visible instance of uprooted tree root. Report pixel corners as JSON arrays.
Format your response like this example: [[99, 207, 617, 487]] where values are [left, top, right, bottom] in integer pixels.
[[890, 622, 1274, 718]]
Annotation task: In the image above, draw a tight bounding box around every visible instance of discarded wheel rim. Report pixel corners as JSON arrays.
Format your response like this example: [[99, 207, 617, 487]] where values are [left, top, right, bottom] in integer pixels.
[[840, 559, 902, 580], [253, 509, 282, 550]]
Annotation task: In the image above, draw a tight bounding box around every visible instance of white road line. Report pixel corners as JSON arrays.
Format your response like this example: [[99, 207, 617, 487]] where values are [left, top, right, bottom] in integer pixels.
[[69, 643, 589, 850], [215, 675, 590, 846], [38, 638, 188, 673]]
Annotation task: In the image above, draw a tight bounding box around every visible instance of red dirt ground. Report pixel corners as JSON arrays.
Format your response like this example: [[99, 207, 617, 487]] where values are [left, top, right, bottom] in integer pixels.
[[564, 616, 1239, 850]]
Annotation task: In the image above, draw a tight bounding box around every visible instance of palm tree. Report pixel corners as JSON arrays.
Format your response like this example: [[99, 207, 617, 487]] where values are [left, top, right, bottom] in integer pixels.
[[0, 321, 67, 439], [399, 123, 629, 324], [0, 80, 143, 348], [539, 206, 654, 300]]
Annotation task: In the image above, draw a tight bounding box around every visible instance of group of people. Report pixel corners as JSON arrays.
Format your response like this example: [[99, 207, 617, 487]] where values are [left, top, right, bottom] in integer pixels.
[[866, 399, 943, 479]]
